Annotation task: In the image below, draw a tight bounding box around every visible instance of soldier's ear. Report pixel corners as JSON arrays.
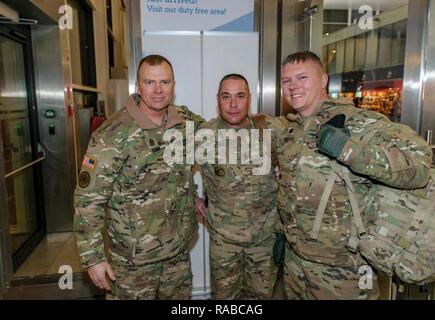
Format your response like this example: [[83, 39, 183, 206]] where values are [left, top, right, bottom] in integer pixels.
[[322, 73, 328, 89], [136, 82, 141, 97]]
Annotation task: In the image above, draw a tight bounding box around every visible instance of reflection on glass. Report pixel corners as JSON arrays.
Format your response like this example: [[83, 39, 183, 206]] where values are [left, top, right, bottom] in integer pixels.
[[323, 0, 409, 123], [0, 35, 38, 254], [1, 110, 33, 172], [6, 168, 37, 254]]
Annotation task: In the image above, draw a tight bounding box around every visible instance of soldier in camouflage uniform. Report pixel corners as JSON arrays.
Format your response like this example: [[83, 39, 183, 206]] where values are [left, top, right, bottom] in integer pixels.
[[74, 55, 204, 300], [276, 51, 432, 300], [196, 74, 286, 299]]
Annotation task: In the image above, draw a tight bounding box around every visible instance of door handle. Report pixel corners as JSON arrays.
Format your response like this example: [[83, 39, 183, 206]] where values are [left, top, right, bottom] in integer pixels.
[[4, 156, 45, 179]]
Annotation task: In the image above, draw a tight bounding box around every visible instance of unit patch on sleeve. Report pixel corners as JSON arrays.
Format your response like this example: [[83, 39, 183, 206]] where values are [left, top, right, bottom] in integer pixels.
[[78, 171, 91, 188]]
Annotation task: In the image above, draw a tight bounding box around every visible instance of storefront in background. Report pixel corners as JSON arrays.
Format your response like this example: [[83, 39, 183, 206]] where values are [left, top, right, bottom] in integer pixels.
[[322, 0, 408, 122]]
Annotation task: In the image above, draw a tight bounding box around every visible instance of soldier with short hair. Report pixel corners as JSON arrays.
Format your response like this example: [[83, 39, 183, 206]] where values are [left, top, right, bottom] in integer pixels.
[[74, 54, 204, 300], [196, 74, 286, 299], [276, 51, 433, 299]]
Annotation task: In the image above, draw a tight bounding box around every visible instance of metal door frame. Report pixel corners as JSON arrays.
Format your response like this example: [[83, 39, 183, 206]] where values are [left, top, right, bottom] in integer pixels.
[[0, 120, 13, 298], [0, 23, 46, 278], [401, 0, 429, 134], [420, 0, 435, 148], [385, 0, 435, 150]]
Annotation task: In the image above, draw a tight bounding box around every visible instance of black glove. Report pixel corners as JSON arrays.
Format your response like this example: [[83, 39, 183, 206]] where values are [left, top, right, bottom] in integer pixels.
[[204, 194, 209, 208], [317, 114, 350, 159], [273, 232, 286, 267]]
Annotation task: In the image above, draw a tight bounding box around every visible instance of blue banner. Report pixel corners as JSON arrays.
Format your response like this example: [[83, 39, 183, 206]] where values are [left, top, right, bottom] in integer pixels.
[[141, 0, 254, 32]]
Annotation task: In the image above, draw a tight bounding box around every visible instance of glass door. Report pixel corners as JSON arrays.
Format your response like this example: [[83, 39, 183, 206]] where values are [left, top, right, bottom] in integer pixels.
[[0, 25, 45, 278], [322, 0, 409, 123]]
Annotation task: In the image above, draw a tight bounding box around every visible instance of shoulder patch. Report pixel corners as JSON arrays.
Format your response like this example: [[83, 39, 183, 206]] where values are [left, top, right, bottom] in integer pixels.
[[214, 166, 226, 177], [82, 156, 97, 171], [77, 155, 98, 190], [78, 171, 91, 188]]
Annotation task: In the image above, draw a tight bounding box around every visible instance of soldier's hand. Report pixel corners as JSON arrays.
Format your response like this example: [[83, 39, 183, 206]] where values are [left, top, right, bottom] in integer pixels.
[[88, 262, 116, 291], [317, 115, 351, 159], [196, 198, 208, 218], [317, 124, 350, 159]]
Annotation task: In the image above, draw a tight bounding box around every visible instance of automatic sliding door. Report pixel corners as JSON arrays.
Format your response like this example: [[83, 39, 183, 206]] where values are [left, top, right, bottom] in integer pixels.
[[0, 29, 45, 273]]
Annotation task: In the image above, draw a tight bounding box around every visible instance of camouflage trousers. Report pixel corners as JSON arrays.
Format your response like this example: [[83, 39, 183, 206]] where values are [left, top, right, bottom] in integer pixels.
[[210, 232, 278, 300], [106, 252, 192, 300], [283, 245, 379, 300]]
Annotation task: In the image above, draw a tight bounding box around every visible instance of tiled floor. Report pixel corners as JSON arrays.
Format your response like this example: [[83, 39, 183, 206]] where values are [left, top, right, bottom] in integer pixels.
[[11, 234, 414, 299], [14, 232, 84, 278]]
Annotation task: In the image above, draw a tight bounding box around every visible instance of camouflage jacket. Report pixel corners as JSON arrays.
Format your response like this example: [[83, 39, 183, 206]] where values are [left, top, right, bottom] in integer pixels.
[[199, 115, 286, 244], [276, 99, 433, 267], [74, 95, 204, 268]]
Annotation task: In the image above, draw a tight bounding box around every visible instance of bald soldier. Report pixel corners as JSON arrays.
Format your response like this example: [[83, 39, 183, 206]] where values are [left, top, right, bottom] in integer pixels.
[[74, 55, 204, 300], [276, 51, 432, 299], [196, 74, 287, 299]]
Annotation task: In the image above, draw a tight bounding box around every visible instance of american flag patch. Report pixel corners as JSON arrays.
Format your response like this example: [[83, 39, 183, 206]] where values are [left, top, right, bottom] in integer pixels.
[[82, 156, 96, 170]]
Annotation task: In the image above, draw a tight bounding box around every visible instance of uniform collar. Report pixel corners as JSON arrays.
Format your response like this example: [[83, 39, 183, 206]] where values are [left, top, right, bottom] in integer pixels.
[[126, 94, 184, 130], [285, 97, 353, 127], [217, 115, 253, 130], [285, 112, 303, 127]]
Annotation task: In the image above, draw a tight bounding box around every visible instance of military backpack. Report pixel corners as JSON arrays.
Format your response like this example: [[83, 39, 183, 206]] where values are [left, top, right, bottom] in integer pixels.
[[311, 105, 435, 285]]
